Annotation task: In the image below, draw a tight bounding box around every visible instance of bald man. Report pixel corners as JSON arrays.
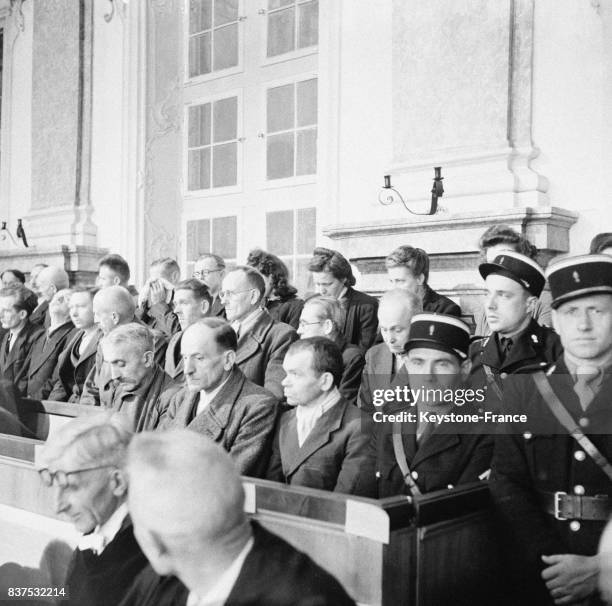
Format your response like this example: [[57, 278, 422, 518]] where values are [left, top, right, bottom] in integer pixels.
[[30, 265, 70, 329], [358, 289, 423, 413], [80, 287, 168, 406], [121, 430, 356, 605]]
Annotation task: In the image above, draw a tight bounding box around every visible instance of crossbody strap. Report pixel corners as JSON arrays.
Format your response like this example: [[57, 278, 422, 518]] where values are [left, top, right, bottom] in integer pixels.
[[392, 422, 422, 496]]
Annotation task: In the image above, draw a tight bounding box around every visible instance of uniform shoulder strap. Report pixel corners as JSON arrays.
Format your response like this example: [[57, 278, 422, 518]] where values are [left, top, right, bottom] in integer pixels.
[[391, 422, 422, 496]]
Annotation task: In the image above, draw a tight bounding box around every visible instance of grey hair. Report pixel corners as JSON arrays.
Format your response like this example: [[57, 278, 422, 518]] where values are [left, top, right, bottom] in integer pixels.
[[101, 322, 153, 354], [303, 295, 345, 336], [379, 288, 423, 315]]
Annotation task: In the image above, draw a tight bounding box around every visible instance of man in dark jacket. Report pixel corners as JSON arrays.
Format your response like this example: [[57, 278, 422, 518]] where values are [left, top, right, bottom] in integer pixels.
[[120, 429, 355, 606], [36, 413, 148, 606], [490, 254, 612, 605]]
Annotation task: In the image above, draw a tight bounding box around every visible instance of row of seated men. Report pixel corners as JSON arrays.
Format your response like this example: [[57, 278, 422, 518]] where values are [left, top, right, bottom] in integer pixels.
[[3, 230, 612, 603]]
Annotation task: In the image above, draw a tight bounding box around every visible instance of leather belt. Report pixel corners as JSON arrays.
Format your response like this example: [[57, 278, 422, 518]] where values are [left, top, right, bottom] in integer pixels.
[[539, 490, 611, 521]]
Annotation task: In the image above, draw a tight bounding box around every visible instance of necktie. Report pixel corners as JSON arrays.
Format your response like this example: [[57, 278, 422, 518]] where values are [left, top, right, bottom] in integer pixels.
[[573, 366, 600, 410], [5, 332, 12, 355], [500, 337, 513, 357]]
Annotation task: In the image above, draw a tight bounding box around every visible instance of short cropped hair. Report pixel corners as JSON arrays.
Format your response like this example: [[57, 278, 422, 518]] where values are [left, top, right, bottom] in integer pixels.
[[101, 322, 153, 354], [151, 257, 180, 278], [197, 253, 226, 270], [231, 265, 266, 300], [590, 233, 612, 254], [70, 286, 99, 300], [478, 225, 537, 259], [1, 269, 26, 284], [175, 279, 212, 305], [307, 247, 356, 287], [379, 288, 423, 316], [246, 248, 297, 299], [99, 254, 131, 284], [0, 285, 38, 316], [303, 295, 345, 335], [385, 246, 430, 283], [287, 337, 343, 388], [190, 317, 238, 352]]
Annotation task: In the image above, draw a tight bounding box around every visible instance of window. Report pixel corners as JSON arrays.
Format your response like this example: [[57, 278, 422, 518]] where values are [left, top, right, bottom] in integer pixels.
[[266, 0, 318, 58], [187, 95, 239, 191], [266, 207, 316, 294], [186, 215, 237, 274], [266, 78, 317, 180], [188, 0, 240, 79]]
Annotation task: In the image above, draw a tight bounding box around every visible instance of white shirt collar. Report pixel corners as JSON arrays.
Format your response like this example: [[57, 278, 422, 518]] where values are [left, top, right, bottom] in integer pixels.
[[197, 374, 231, 417], [186, 536, 254, 606], [231, 308, 263, 338], [77, 502, 128, 555], [295, 388, 342, 447]]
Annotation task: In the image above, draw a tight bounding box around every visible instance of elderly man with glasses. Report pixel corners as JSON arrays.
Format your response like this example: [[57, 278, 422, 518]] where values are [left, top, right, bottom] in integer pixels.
[[192, 253, 226, 317], [36, 412, 148, 606]]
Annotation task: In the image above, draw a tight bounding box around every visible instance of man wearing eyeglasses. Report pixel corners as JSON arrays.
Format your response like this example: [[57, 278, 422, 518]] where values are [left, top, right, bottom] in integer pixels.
[[220, 265, 298, 400], [36, 412, 148, 606], [193, 253, 226, 317]]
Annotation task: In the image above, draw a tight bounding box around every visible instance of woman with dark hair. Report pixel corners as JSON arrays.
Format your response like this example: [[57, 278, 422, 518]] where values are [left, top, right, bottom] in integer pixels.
[[246, 248, 304, 329], [308, 247, 378, 350]]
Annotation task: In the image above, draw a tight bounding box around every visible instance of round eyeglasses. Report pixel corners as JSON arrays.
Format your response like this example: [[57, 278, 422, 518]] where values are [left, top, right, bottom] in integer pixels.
[[38, 464, 116, 488]]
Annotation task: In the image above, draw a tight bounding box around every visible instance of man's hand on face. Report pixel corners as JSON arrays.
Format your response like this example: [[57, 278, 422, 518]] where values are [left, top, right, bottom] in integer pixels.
[[541, 554, 599, 605]]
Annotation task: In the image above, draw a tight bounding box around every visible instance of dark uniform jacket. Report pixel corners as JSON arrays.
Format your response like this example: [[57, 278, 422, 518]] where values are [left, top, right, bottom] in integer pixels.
[[358, 343, 409, 413], [234, 309, 298, 400], [163, 330, 183, 381], [0, 321, 44, 397], [422, 284, 462, 316], [136, 301, 180, 338], [468, 318, 562, 411], [375, 402, 493, 497], [266, 295, 304, 330], [26, 320, 77, 400], [340, 287, 379, 351], [336, 334, 365, 407], [157, 367, 277, 477], [490, 357, 612, 605], [117, 522, 356, 606], [48, 329, 101, 402], [266, 395, 376, 496], [29, 300, 49, 330]]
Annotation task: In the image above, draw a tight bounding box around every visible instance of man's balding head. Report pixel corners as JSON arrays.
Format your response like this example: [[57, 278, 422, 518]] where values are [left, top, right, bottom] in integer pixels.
[[93, 286, 136, 335], [127, 430, 249, 578], [35, 266, 70, 303], [378, 288, 423, 355]]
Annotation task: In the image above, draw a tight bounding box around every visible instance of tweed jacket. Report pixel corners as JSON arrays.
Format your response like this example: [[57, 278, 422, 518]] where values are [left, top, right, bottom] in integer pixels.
[[234, 309, 298, 400], [157, 367, 277, 477], [0, 321, 44, 396], [340, 286, 379, 350], [26, 320, 78, 400]]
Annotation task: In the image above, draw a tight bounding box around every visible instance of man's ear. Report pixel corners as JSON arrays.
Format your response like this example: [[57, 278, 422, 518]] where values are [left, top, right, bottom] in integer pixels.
[[111, 312, 120, 326], [250, 288, 261, 306], [112, 276, 121, 286], [525, 295, 537, 316], [319, 371, 335, 392], [18, 309, 27, 322], [200, 299, 210, 316], [322, 319, 334, 336], [416, 273, 426, 286], [551, 309, 559, 334], [143, 350, 154, 368], [110, 469, 128, 498], [223, 349, 236, 370], [460, 358, 472, 381]]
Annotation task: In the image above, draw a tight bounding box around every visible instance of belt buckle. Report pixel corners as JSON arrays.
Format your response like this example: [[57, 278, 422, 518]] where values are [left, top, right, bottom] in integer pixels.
[[554, 491, 567, 520]]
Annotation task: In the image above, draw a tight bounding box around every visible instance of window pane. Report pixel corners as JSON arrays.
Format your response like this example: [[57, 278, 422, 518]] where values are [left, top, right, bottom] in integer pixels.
[[190, 0, 212, 34], [213, 216, 237, 259], [267, 7, 295, 57], [297, 78, 317, 127], [296, 128, 317, 175], [266, 210, 294, 256], [213, 97, 237, 143], [295, 258, 313, 296], [267, 133, 294, 179], [188, 148, 211, 190], [267, 84, 294, 133], [189, 32, 212, 78], [214, 0, 238, 26], [213, 24, 238, 71], [268, 0, 293, 9], [188, 219, 211, 260], [212, 143, 237, 187], [298, 0, 318, 48], [188, 104, 211, 148], [296, 207, 316, 253]]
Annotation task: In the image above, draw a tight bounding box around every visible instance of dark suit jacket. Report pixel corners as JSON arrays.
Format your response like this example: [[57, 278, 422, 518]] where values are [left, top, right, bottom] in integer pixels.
[[0, 321, 44, 396], [26, 320, 78, 400], [235, 309, 298, 400], [267, 395, 376, 496], [490, 358, 612, 605], [341, 286, 378, 350], [29, 300, 50, 330], [422, 284, 462, 316], [163, 330, 183, 381], [117, 522, 356, 606], [266, 295, 304, 330], [336, 334, 365, 407], [375, 403, 493, 497], [157, 367, 277, 477], [358, 343, 409, 413], [207, 295, 226, 318], [48, 329, 101, 402]]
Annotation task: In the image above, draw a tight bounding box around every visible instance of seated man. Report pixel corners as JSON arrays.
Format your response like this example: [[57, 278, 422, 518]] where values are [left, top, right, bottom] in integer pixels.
[[26, 288, 77, 400], [358, 289, 422, 413], [297, 295, 365, 406], [49, 287, 101, 402], [137, 257, 181, 337], [97, 253, 138, 299], [221, 265, 298, 400], [121, 430, 356, 606], [469, 251, 562, 411], [30, 266, 70, 329], [164, 278, 211, 381], [0, 285, 42, 396], [100, 323, 180, 431], [36, 413, 148, 606], [193, 252, 226, 317], [375, 314, 493, 497], [386, 245, 461, 316], [158, 318, 277, 477], [267, 337, 375, 496]]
